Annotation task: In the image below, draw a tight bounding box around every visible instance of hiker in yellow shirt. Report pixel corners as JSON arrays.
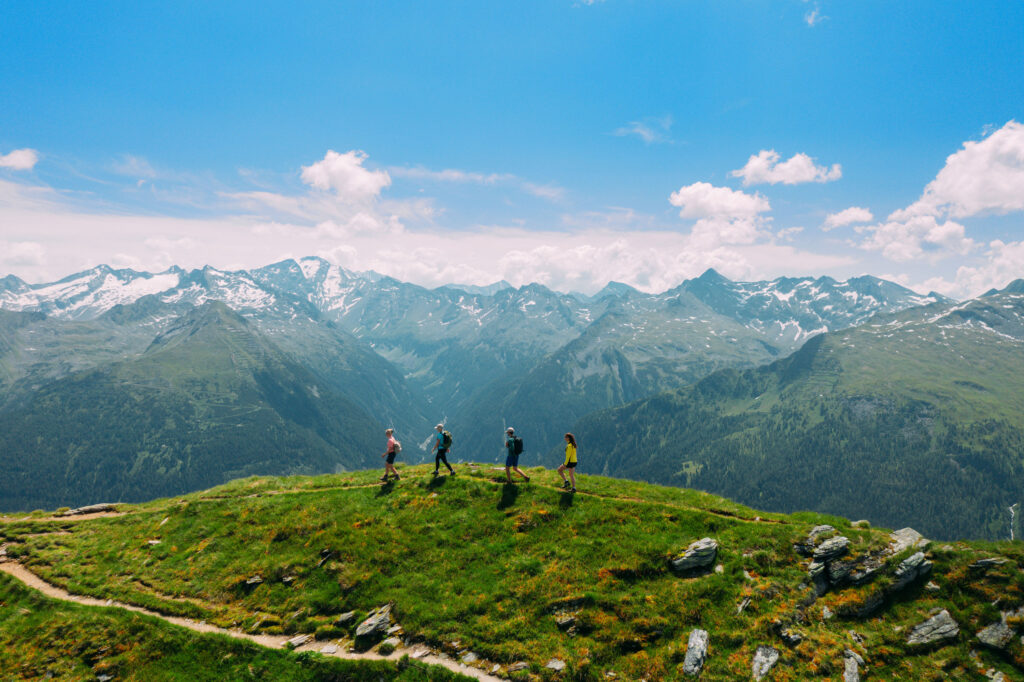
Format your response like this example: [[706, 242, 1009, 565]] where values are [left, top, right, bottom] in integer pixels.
[[558, 433, 578, 493]]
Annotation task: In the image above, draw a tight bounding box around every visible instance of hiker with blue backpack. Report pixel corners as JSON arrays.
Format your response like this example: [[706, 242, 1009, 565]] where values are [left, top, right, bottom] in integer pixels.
[[504, 427, 530, 483], [431, 423, 456, 476]]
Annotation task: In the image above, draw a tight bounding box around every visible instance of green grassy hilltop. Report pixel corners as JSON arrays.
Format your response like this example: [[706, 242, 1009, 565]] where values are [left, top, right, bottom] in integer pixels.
[[2, 466, 1023, 680]]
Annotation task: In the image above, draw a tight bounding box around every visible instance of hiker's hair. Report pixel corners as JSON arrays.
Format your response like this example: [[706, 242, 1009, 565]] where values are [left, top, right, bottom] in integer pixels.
[[385, 428, 394, 435], [565, 433, 577, 447]]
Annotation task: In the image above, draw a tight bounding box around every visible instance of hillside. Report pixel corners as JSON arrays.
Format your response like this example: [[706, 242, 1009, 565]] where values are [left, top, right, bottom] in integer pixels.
[[572, 289, 1024, 540], [0, 302, 383, 511], [2, 467, 1023, 680]]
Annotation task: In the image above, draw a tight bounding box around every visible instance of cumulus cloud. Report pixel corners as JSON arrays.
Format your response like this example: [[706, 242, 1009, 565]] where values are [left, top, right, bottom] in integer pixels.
[[889, 120, 1024, 221], [805, 6, 824, 27], [823, 206, 874, 230], [613, 115, 673, 144], [300, 150, 391, 203], [669, 182, 770, 219], [731, 150, 841, 186], [854, 215, 974, 263], [916, 240, 1024, 299], [855, 122, 1024, 263], [0, 148, 39, 171]]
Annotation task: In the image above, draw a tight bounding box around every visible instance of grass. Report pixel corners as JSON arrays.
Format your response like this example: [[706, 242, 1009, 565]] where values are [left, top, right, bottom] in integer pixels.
[[3, 465, 1023, 680]]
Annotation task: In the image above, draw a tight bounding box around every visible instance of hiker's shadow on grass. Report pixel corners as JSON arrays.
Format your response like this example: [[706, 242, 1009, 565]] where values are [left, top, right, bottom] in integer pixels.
[[559, 491, 574, 509], [376, 480, 396, 497], [496, 482, 519, 510], [427, 475, 447, 491]]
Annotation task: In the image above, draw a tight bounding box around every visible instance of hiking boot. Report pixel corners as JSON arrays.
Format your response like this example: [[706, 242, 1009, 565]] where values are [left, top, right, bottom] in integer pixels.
[[570, 487, 577, 493], [562, 480, 571, 489], [432, 470, 439, 477], [380, 475, 389, 482], [449, 470, 456, 476]]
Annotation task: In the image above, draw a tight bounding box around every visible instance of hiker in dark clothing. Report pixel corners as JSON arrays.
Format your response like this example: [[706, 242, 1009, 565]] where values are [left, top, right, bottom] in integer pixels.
[[504, 427, 530, 483], [431, 423, 456, 476]]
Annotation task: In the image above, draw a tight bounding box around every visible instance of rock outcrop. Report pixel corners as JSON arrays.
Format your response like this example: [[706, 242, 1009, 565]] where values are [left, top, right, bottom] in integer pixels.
[[681, 629, 708, 677], [751, 646, 779, 680], [907, 610, 959, 646], [671, 538, 718, 574]]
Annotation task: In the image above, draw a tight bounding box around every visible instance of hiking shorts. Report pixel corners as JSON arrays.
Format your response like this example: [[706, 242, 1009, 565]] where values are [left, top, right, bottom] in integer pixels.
[[564, 461, 577, 469], [386, 451, 397, 464], [505, 452, 519, 468]]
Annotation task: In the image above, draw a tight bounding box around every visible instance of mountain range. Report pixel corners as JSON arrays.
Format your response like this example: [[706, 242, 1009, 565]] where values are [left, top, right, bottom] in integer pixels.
[[7, 257, 1019, 538]]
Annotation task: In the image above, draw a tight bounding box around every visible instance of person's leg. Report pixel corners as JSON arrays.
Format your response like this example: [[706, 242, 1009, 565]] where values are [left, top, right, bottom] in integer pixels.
[[514, 466, 530, 481], [557, 463, 567, 482], [433, 451, 441, 474], [505, 465, 512, 482], [442, 451, 454, 474], [569, 467, 576, 490]]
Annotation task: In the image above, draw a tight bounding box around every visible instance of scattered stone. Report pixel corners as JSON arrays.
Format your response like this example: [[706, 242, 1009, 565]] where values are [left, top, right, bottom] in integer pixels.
[[0, 544, 7, 559], [381, 637, 401, 649], [890, 528, 928, 554], [970, 558, 1008, 571], [848, 630, 865, 646], [925, 581, 941, 592], [779, 628, 803, 646], [355, 605, 392, 644], [670, 538, 719, 574], [813, 536, 850, 562], [977, 622, 1015, 650], [97, 675, 113, 682], [890, 552, 933, 592], [907, 609, 960, 646], [604, 672, 617, 679], [58, 503, 118, 516], [545, 658, 566, 672], [386, 624, 403, 635], [282, 576, 295, 585], [795, 525, 836, 556], [490, 664, 501, 674], [461, 652, 479, 664], [287, 634, 311, 648], [335, 611, 356, 627], [743, 570, 754, 581], [751, 646, 779, 680], [245, 575, 263, 585], [555, 615, 577, 631], [843, 649, 864, 682], [681, 629, 708, 677], [317, 548, 334, 568], [736, 597, 751, 615], [822, 606, 834, 620], [321, 644, 338, 654], [714, 563, 724, 574], [410, 648, 430, 659], [147, 540, 161, 546], [507, 662, 529, 673]]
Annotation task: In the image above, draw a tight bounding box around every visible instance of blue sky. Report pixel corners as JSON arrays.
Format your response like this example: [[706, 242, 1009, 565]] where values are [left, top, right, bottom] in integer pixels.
[[1, 1, 1023, 296]]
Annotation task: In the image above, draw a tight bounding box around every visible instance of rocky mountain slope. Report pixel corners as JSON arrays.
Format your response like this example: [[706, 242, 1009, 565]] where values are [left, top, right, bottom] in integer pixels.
[[572, 285, 1024, 540], [1, 468, 1022, 680]]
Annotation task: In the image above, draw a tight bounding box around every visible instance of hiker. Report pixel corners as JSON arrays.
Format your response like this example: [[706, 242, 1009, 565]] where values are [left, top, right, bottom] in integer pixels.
[[431, 423, 456, 476], [381, 428, 401, 482], [504, 427, 530, 483], [558, 433, 578, 493]]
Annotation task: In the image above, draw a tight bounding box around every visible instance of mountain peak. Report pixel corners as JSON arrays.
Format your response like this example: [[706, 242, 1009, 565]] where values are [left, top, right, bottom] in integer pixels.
[[696, 268, 731, 285]]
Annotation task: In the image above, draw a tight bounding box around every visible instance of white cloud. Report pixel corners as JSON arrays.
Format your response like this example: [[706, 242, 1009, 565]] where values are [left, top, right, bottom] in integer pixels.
[[823, 206, 874, 230], [0, 240, 45, 267], [805, 7, 824, 27], [390, 165, 565, 201], [854, 215, 974, 263], [0, 148, 39, 171], [669, 182, 770, 219], [889, 120, 1024, 221], [915, 240, 1024, 299], [613, 115, 673, 144], [300, 150, 391, 203], [731, 150, 841, 186]]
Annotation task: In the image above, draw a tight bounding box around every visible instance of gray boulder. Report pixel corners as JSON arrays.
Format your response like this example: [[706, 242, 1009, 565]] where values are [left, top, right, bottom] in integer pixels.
[[355, 605, 392, 644], [671, 538, 719, 573], [813, 536, 850, 561], [794, 525, 836, 556], [977, 622, 1015, 650], [507, 662, 529, 673], [681, 629, 708, 677], [907, 610, 959, 646], [751, 646, 779, 680], [889, 527, 927, 554], [890, 552, 933, 592], [334, 611, 356, 627], [545, 658, 566, 672], [843, 649, 864, 682]]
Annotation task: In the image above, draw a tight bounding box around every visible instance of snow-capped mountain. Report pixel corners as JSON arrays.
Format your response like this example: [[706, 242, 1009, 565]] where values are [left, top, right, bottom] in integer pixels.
[[0, 258, 954, 456]]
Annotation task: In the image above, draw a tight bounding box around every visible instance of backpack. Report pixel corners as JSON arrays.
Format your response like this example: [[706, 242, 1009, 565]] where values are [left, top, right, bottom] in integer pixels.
[[513, 436, 524, 455], [393, 440, 402, 453], [442, 430, 453, 448]]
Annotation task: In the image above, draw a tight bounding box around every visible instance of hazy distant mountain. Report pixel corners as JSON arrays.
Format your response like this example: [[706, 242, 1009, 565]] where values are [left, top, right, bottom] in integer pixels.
[[572, 289, 1024, 540], [0, 302, 383, 511]]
